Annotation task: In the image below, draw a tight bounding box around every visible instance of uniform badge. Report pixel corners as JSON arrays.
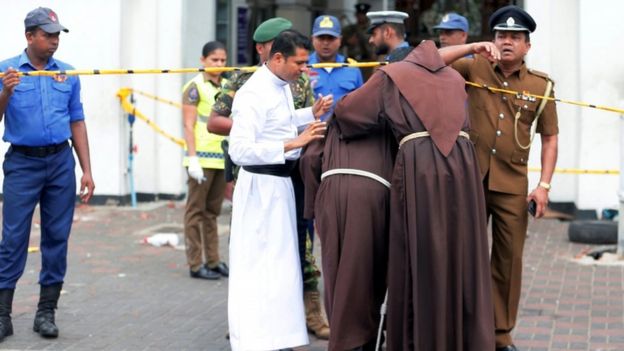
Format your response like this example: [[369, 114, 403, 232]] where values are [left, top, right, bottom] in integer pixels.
[[506, 17, 515, 27], [188, 87, 199, 102], [442, 14, 450, 22], [320, 16, 334, 28], [49, 11, 58, 23], [52, 74, 67, 83]]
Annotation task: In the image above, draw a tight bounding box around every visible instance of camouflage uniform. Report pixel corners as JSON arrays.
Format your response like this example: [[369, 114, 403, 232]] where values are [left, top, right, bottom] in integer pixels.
[[213, 70, 321, 291]]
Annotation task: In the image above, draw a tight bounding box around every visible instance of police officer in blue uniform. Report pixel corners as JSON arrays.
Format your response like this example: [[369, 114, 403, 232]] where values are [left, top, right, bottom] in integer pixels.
[[433, 13, 469, 47], [0, 7, 95, 341], [309, 15, 363, 121]]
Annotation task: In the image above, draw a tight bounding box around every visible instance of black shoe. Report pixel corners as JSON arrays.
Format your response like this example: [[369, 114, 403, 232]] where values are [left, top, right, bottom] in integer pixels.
[[33, 310, 58, 338], [208, 262, 229, 277], [0, 316, 13, 341], [496, 345, 518, 351], [34, 284, 61, 338], [190, 266, 220, 280]]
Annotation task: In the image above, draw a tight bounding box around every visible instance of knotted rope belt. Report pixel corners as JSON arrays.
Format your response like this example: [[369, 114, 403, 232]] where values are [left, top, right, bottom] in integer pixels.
[[398, 130, 470, 149], [320, 131, 470, 189], [321, 168, 391, 189]]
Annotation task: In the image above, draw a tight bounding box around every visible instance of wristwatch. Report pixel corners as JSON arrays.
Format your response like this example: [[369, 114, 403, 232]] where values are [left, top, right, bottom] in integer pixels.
[[538, 181, 551, 191]]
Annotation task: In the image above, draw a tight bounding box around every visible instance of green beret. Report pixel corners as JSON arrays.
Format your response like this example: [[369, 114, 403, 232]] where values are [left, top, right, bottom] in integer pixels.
[[253, 17, 293, 43]]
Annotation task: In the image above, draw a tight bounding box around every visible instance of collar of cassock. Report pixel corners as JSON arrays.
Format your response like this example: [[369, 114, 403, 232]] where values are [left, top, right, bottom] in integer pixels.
[[262, 63, 290, 87]]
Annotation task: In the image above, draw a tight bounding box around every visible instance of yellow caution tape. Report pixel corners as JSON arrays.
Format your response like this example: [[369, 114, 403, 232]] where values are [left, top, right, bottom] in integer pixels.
[[128, 88, 182, 109], [529, 167, 620, 175], [464, 82, 624, 115], [116, 88, 186, 147], [119, 87, 624, 175], [3, 62, 623, 115], [28, 246, 39, 253]]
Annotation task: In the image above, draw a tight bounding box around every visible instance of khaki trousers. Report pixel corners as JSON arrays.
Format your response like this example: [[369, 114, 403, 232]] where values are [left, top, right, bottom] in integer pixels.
[[184, 168, 226, 271], [484, 185, 529, 348]]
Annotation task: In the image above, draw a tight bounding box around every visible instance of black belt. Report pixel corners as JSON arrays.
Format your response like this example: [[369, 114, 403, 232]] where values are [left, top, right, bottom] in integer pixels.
[[243, 160, 296, 177], [11, 141, 69, 158]]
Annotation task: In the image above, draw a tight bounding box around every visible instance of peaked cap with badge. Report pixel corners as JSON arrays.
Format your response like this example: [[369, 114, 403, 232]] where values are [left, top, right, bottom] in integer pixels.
[[312, 15, 341, 37], [488, 5, 536, 33], [366, 11, 409, 33], [355, 3, 371, 14]]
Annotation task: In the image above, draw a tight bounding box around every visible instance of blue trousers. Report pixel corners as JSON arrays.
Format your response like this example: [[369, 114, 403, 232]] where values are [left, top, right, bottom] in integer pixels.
[[0, 146, 76, 289]]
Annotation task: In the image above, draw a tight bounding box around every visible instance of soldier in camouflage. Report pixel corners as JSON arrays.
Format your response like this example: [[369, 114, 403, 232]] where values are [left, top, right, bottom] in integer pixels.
[[208, 17, 330, 340]]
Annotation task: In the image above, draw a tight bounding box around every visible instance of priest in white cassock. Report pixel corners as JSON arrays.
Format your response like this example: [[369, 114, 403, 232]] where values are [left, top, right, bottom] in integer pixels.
[[228, 29, 332, 351]]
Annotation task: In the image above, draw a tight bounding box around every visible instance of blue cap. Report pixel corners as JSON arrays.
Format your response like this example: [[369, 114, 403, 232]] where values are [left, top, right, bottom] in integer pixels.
[[312, 15, 341, 37], [433, 13, 468, 32], [24, 7, 68, 33]]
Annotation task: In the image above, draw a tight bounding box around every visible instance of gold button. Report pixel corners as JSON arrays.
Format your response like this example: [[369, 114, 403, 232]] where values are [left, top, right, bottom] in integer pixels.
[[496, 130, 502, 137], [502, 96, 508, 101], [503, 82, 509, 87], [499, 113, 504, 119], [523, 104, 528, 109], [491, 149, 497, 155]]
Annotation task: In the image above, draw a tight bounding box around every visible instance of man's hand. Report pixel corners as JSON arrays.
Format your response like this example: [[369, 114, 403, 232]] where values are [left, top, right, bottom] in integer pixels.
[[79, 172, 95, 203], [285, 121, 327, 152], [527, 186, 549, 218], [471, 42, 501, 62], [187, 156, 206, 184], [312, 94, 333, 119], [0, 67, 20, 98]]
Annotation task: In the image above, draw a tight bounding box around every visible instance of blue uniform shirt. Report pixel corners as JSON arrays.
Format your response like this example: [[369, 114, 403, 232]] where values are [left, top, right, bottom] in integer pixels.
[[0, 51, 85, 146], [309, 53, 363, 121]]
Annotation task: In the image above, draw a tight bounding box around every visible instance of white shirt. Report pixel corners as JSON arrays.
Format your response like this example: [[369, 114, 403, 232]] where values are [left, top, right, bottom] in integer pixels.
[[229, 64, 314, 165]]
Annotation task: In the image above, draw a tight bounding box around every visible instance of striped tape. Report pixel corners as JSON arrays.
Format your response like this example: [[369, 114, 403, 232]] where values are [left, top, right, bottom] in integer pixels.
[[3, 62, 623, 115]]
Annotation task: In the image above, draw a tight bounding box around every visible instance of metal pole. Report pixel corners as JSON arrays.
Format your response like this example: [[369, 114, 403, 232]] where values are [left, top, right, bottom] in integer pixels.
[[128, 94, 137, 208], [618, 113, 624, 256]]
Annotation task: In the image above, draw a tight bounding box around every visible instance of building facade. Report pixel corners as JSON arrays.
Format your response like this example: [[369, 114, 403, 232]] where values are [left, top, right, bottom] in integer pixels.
[[0, 0, 622, 212]]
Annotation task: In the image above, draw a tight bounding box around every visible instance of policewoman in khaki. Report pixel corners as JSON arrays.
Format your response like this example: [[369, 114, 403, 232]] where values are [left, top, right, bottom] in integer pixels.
[[450, 5, 558, 351], [182, 41, 229, 281]]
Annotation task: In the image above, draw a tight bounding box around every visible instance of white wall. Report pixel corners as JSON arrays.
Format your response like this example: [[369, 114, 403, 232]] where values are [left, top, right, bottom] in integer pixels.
[[0, 0, 188, 200], [525, 0, 624, 211]]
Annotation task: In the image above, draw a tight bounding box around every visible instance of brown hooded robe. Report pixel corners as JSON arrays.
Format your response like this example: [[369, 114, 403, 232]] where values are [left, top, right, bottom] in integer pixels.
[[334, 40, 495, 351], [300, 112, 396, 350]]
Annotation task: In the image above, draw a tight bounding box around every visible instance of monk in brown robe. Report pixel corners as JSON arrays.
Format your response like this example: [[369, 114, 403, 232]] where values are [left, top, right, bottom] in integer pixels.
[[300, 113, 395, 350], [334, 40, 496, 350]]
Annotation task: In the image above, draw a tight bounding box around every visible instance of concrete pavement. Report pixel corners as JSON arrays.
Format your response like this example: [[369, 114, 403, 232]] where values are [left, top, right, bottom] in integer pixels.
[[0, 201, 621, 350]]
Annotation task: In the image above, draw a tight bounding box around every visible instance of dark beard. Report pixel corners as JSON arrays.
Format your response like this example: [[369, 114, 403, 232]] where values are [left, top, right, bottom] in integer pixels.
[[374, 42, 390, 56]]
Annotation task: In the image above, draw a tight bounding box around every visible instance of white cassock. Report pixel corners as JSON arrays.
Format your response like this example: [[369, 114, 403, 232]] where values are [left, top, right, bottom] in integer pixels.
[[228, 65, 314, 351]]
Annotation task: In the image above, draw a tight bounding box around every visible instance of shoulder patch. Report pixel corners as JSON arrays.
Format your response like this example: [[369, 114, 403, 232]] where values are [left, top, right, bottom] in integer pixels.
[[188, 86, 199, 101], [528, 68, 553, 82]]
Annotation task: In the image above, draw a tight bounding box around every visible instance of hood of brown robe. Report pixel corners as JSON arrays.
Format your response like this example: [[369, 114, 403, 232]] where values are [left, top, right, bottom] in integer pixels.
[[380, 40, 467, 157]]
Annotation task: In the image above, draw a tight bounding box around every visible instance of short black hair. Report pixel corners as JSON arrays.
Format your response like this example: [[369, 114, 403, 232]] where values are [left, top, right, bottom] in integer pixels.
[[202, 41, 226, 57], [25, 25, 39, 34], [269, 30, 312, 59], [383, 23, 405, 37]]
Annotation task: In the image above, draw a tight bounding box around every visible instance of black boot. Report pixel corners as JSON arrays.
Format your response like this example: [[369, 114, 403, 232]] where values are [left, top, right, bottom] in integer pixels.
[[33, 283, 62, 338], [0, 289, 14, 342]]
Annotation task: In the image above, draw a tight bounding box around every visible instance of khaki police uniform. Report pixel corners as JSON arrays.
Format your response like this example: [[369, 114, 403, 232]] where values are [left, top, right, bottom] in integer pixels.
[[453, 55, 558, 347], [182, 74, 227, 271]]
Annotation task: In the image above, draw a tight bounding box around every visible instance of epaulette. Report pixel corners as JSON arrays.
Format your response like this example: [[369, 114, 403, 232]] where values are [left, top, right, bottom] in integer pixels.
[[528, 68, 553, 83]]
